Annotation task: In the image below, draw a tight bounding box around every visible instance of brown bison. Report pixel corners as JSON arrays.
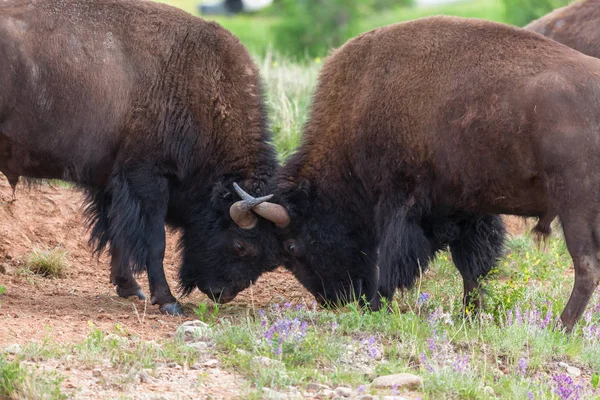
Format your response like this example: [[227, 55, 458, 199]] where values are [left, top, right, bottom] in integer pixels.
[[525, 0, 600, 58], [273, 15, 600, 332], [0, 0, 288, 315]]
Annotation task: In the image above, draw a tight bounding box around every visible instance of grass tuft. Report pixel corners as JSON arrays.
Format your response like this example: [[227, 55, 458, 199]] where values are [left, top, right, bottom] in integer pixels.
[[24, 246, 69, 278]]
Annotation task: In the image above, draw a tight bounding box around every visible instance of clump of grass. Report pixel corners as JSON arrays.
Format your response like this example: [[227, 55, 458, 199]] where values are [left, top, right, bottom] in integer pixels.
[[24, 246, 69, 278], [0, 357, 65, 400]]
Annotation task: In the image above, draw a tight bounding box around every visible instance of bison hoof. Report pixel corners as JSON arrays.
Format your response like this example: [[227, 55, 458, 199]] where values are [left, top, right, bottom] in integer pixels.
[[116, 285, 146, 301], [159, 302, 185, 316]]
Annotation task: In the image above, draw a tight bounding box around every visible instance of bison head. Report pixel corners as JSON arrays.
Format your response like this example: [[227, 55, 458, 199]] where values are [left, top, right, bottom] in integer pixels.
[[275, 180, 379, 308], [178, 182, 289, 303]]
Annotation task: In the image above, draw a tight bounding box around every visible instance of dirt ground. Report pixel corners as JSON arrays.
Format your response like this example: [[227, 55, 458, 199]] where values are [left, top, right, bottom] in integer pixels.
[[0, 176, 533, 346]]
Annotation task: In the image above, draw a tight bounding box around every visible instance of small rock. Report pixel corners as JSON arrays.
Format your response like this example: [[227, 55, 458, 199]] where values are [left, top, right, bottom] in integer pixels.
[[334, 387, 353, 397], [203, 359, 219, 368], [92, 369, 102, 378], [262, 387, 288, 400], [5, 254, 12, 260], [190, 363, 202, 370], [371, 373, 422, 390], [176, 320, 211, 342], [167, 363, 182, 369], [4, 344, 20, 355], [187, 342, 209, 352], [138, 371, 150, 383], [252, 355, 285, 369], [236, 348, 250, 356], [360, 396, 378, 400], [317, 389, 335, 399], [483, 386, 495, 396], [0, 263, 8, 274], [558, 362, 569, 368], [307, 383, 330, 393], [567, 366, 581, 377]]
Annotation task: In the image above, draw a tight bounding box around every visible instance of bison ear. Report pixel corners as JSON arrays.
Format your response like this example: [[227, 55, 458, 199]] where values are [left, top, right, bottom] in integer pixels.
[[298, 180, 311, 196], [210, 183, 233, 211]]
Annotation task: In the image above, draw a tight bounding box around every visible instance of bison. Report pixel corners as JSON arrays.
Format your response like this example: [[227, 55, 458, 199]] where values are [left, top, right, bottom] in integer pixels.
[[525, 0, 600, 59], [0, 0, 288, 315], [273, 15, 600, 332]]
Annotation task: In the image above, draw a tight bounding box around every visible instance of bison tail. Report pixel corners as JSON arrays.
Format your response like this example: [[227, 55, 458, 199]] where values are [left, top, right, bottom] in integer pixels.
[[532, 215, 553, 251], [84, 188, 112, 258]]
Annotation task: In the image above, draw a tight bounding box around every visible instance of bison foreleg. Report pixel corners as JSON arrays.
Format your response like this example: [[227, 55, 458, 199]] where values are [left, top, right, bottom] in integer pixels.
[[449, 215, 506, 314]]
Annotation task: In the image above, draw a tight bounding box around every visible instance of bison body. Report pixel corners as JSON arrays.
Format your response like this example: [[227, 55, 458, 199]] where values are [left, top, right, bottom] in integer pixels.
[[526, 0, 600, 58], [275, 16, 600, 331], [0, 0, 283, 314]]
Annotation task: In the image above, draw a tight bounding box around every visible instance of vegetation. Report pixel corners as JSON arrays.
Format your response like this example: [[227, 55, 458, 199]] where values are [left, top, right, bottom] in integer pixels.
[[24, 246, 69, 278], [164, 0, 509, 58], [502, 0, 572, 26]]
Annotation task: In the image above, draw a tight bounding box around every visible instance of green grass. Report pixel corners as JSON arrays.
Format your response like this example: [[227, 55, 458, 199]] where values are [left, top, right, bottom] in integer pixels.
[[0, 356, 65, 400], [156, 0, 508, 57], [356, 0, 507, 34], [23, 246, 69, 278], [6, 232, 600, 398]]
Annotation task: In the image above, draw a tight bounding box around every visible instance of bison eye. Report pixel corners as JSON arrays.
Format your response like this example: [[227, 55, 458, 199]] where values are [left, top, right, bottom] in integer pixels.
[[284, 240, 296, 255], [234, 241, 246, 255]]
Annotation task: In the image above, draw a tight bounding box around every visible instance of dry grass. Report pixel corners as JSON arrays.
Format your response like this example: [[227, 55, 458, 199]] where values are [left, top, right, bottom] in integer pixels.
[[24, 246, 69, 278]]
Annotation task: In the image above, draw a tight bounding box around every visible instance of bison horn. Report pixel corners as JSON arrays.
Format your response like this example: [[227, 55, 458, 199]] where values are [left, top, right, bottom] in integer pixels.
[[229, 182, 290, 229]]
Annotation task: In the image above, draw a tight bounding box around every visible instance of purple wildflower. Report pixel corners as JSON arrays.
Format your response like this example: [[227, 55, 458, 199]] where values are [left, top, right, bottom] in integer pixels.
[[552, 373, 583, 400], [452, 354, 469, 373], [296, 304, 305, 311], [368, 346, 379, 359], [527, 392, 534, 400], [418, 292, 430, 305], [262, 316, 309, 355], [283, 302, 293, 309], [391, 383, 399, 396], [357, 385, 366, 394], [506, 309, 514, 326], [331, 321, 338, 332], [518, 358, 528, 375], [516, 307, 523, 324], [427, 337, 437, 352], [419, 352, 434, 372]]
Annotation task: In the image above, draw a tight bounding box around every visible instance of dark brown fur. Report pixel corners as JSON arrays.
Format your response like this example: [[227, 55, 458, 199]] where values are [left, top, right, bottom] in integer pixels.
[[0, 0, 280, 315], [275, 16, 600, 331], [526, 0, 600, 58]]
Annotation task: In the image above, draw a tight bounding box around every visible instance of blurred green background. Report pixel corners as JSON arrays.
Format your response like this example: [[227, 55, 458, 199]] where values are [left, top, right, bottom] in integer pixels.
[[158, 0, 572, 59], [152, 0, 573, 160]]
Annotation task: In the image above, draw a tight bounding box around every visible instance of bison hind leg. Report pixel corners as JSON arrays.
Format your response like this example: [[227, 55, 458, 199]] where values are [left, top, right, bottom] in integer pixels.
[[84, 188, 147, 301], [106, 166, 183, 316]]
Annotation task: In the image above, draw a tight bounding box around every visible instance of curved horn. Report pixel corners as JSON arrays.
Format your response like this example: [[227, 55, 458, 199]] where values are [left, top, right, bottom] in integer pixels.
[[252, 202, 291, 228], [229, 182, 291, 229], [229, 182, 273, 229]]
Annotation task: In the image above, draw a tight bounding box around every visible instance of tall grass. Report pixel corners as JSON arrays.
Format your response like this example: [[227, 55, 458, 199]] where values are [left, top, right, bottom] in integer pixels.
[[259, 52, 320, 161]]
